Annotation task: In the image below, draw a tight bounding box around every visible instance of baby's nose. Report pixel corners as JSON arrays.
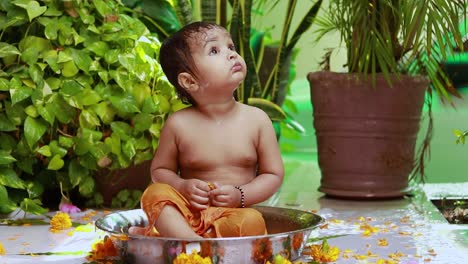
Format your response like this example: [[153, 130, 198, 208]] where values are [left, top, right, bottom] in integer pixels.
[[228, 52, 237, 60]]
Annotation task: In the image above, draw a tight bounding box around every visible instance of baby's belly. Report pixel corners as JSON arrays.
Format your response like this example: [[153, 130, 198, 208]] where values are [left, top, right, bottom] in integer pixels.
[[180, 166, 256, 186]]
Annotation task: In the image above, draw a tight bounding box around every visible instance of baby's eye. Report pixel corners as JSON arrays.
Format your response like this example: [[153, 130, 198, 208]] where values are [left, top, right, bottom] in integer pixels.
[[228, 44, 236, 51], [209, 47, 219, 55]]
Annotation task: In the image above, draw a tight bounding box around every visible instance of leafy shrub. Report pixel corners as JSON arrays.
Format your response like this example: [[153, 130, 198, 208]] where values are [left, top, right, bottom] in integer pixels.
[[0, 0, 183, 214]]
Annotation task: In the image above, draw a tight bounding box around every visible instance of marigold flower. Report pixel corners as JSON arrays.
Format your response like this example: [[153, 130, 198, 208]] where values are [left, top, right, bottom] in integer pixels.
[[308, 239, 340, 262], [173, 250, 212, 264], [87, 236, 119, 261], [49, 212, 72, 233], [266, 254, 292, 264], [378, 238, 389, 246], [0, 242, 6, 255], [360, 222, 379, 236], [252, 238, 273, 263]]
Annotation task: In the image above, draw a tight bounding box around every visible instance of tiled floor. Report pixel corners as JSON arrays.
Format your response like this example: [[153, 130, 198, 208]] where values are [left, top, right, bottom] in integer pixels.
[[1, 155, 467, 263]]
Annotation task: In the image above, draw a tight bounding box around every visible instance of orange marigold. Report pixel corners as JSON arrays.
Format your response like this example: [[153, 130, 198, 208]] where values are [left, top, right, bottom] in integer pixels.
[[49, 212, 72, 232], [252, 238, 273, 263], [292, 233, 304, 250], [308, 239, 340, 263], [87, 236, 119, 261]]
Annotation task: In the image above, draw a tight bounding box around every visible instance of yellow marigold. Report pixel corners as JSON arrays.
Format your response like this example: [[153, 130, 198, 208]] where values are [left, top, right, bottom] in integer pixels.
[[0, 242, 6, 255], [308, 240, 340, 262], [173, 250, 212, 264], [49, 212, 72, 232], [378, 238, 389, 246], [360, 222, 379, 236], [266, 254, 292, 264]]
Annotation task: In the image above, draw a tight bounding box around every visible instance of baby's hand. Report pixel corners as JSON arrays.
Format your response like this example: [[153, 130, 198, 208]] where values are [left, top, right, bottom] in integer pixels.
[[209, 185, 241, 208], [180, 179, 211, 210]]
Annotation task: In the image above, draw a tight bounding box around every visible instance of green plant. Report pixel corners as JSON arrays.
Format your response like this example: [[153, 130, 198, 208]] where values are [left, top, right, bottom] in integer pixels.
[[0, 0, 183, 215], [316, 1, 466, 95], [314, 0, 467, 181]]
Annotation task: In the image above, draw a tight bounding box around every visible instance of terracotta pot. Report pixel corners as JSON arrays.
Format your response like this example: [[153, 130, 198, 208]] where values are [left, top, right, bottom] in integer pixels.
[[307, 71, 429, 199], [95, 160, 152, 206]]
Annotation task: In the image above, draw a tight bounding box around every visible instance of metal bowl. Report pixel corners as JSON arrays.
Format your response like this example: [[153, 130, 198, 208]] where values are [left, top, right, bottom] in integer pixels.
[[95, 205, 325, 264]]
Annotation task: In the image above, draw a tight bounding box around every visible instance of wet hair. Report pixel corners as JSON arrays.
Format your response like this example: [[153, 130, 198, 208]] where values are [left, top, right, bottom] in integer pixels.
[[159, 21, 227, 106]]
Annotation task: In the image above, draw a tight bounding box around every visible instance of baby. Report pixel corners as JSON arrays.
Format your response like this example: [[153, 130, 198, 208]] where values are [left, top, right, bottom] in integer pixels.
[[131, 21, 284, 239]]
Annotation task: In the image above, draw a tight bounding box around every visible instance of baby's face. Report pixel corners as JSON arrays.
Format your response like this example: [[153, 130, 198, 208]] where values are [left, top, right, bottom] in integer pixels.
[[189, 27, 247, 92]]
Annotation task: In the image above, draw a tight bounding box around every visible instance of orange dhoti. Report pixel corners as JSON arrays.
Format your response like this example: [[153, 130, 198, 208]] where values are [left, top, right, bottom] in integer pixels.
[[139, 183, 267, 238]]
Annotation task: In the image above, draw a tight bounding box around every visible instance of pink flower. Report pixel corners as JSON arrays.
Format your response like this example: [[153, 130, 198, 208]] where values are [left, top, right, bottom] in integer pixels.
[[59, 202, 81, 213]]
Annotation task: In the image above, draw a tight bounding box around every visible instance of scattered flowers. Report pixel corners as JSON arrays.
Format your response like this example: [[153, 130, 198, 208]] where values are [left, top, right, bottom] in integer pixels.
[[307, 239, 340, 263], [49, 212, 72, 233], [378, 238, 389, 246], [360, 222, 379, 236], [0, 242, 5, 255]]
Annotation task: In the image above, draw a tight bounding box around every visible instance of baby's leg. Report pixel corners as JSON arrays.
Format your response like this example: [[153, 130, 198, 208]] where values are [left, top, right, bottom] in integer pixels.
[[156, 205, 202, 239], [211, 208, 267, 237]]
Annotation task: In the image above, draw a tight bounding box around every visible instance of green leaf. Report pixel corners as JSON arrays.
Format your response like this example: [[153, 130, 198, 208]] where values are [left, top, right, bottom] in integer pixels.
[[105, 134, 121, 155], [0, 185, 17, 214], [79, 109, 101, 128], [122, 139, 136, 160], [47, 154, 64, 170], [61, 60, 79, 77], [69, 160, 89, 187], [36, 145, 52, 157], [0, 42, 21, 57], [93, 0, 112, 18], [110, 94, 140, 114], [10, 86, 33, 105], [132, 113, 153, 133], [111, 121, 132, 141], [247, 97, 287, 121], [37, 104, 55, 125], [86, 41, 109, 57], [0, 167, 25, 189], [49, 140, 68, 157], [0, 150, 17, 165], [25, 180, 44, 199], [14, 0, 47, 21], [69, 48, 93, 73], [24, 116, 48, 148], [92, 102, 116, 124], [58, 136, 74, 149], [20, 198, 48, 215], [78, 176, 94, 197], [0, 113, 17, 131]]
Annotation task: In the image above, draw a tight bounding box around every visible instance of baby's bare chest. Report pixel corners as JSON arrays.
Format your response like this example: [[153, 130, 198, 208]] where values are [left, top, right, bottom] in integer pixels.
[[177, 124, 258, 170]]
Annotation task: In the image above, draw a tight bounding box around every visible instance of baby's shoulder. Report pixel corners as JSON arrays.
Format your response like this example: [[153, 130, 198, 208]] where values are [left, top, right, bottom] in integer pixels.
[[164, 107, 197, 127], [238, 103, 270, 122]]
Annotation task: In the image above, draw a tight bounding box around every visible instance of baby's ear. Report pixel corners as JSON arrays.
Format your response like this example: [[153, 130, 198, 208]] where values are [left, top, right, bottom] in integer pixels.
[[178, 72, 199, 92]]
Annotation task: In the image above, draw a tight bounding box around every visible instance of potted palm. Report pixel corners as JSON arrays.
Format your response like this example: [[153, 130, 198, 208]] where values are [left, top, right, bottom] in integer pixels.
[[307, 0, 467, 199]]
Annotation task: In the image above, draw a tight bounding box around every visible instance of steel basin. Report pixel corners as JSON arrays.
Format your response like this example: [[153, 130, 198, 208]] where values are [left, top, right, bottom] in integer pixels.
[[95, 205, 325, 264]]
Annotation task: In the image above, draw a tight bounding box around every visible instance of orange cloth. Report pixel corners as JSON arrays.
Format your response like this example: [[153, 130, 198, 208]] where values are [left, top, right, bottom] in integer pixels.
[[139, 183, 267, 238]]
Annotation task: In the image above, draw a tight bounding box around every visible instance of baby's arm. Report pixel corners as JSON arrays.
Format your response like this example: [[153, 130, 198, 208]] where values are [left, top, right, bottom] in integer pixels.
[[150, 115, 211, 210], [238, 109, 284, 206]]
